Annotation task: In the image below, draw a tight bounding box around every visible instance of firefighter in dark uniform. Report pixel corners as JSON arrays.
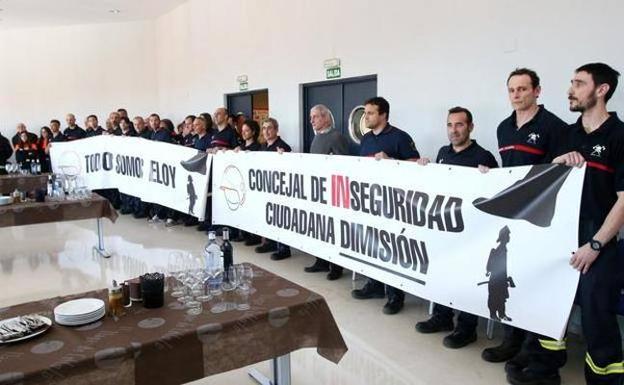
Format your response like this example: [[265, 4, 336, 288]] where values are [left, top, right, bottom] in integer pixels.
[[350, 96, 420, 315], [232, 119, 262, 244], [119, 117, 137, 214], [202, 108, 240, 234], [481, 68, 569, 365], [415, 106, 498, 348], [85, 115, 104, 137], [179, 116, 211, 227], [0, 131, 12, 175], [148, 113, 173, 222], [507, 63, 624, 385], [254, 117, 293, 260], [63, 113, 86, 141], [131, 116, 152, 218]]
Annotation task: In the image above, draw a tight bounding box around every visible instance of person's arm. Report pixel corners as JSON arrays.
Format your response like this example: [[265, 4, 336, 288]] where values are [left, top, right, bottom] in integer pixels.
[[571, 192, 624, 273]]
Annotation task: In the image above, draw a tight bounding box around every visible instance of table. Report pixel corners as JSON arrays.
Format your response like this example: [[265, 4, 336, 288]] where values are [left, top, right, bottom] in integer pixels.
[[0, 265, 347, 385], [0, 193, 118, 257], [0, 174, 49, 195]]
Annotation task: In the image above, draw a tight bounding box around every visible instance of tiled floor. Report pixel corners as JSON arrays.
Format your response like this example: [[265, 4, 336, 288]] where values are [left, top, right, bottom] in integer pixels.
[[0, 215, 587, 384]]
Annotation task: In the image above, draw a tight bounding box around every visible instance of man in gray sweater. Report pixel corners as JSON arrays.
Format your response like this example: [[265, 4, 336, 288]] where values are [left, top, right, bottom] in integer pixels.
[[305, 104, 351, 280]]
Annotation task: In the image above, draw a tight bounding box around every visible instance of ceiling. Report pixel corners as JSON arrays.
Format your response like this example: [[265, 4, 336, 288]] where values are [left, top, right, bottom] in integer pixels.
[[0, 0, 188, 30]]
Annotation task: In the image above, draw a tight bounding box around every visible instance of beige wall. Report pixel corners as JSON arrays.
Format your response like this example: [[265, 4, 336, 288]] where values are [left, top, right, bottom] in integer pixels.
[[2, 0, 624, 157], [0, 20, 157, 138]]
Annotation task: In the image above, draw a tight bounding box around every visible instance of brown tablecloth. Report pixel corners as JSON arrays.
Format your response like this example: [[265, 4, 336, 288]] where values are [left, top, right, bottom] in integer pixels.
[[0, 193, 118, 228], [0, 265, 347, 385], [0, 174, 49, 195]]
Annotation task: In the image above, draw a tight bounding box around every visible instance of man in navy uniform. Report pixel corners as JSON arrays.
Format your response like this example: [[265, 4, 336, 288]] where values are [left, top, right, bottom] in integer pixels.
[[415, 106, 498, 348], [482, 68, 569, 365], [85, 115, 104, 137], [63, 113, 86, 141], [350, 96, 419, 315], [254, 117, 293, 260], [507, 63, 624, 385]]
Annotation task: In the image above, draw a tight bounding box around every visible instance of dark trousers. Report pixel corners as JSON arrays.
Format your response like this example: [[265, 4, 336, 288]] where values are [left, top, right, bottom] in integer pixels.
[[521, 221, 623, 384], [119, 193, 134, 212], [312, 257, 343, 273], [433, 304, 478, 333], [265, 239, 290, 254], [132, 197, 150, 217], [365, 278, 405, 302]]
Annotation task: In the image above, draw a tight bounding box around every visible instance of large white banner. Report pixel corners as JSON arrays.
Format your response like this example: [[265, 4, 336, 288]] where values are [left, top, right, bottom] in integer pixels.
[[212, 151, 585, 339], [50, 136, 211, 219]]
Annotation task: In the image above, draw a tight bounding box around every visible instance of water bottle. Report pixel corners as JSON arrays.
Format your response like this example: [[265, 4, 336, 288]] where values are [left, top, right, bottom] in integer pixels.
[[204, 231, 223, 294], [47, 175, 53, 197]]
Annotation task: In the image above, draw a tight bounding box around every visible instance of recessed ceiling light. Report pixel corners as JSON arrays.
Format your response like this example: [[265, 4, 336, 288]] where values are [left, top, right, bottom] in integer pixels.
[[109, 9, 121, 14]]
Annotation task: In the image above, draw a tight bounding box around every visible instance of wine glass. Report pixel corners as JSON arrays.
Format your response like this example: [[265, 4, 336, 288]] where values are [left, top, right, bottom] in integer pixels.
[[236, 264, 254, 311], [168, 252, 186, 298]]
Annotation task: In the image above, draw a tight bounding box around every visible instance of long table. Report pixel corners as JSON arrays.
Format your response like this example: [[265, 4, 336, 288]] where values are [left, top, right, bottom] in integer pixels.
[[0, 193, 118, 257], [0, 264, 347, 385], [0, 174, 48, 195]]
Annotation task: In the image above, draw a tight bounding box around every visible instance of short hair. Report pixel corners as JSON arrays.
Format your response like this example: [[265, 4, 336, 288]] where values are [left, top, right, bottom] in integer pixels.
[[117, 108, 127, 113], [243, 119, 260, 141], [228, 113, 237, 121], [149, 113, 160, 120], [311, 104, 335, 128], [120, 116, 131, 125], [576, 62, 620, 102], [133, 116, 144, 122], [87, 114, 98, 121], [507, 68, 540, 89], [199, 113, 213, 129], [262, 117, 279, 130], [448, 106, 473, 125], [365, 97, 390, 120], [185, 114, 196, 122], [50, 119, 60, 125]]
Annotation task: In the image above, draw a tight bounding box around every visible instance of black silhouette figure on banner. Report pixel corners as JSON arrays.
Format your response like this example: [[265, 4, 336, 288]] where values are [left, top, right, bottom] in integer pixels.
[[187, 175, 197, 215], [472, 164, 572, 227], [478, 226, 516, 321]]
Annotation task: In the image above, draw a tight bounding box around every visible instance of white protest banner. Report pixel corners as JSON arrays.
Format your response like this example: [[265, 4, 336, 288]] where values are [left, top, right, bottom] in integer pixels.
[[212, 151, 584, 339], [50, 136, 211, 220]]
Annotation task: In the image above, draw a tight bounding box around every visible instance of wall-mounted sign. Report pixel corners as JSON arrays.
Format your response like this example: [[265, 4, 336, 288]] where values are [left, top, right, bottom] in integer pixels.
[[324, 58, 341, 80], [326, 67, 341, 79], [239, 82, 249, 91]]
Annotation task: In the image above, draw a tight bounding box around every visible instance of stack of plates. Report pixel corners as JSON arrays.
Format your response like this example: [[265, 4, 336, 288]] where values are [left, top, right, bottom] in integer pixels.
[[54, 298, 105, 326]]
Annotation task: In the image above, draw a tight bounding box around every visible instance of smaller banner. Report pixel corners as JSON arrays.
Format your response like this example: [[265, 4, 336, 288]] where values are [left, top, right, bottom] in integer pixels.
[[50, 136, 211, 220]]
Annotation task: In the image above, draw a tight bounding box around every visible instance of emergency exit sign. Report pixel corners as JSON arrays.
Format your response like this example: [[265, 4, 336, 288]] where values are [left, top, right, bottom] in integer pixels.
[[326, 67, 341, 79]]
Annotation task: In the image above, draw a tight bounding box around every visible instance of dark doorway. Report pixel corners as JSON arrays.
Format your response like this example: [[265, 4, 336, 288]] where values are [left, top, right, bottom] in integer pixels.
[[301, 75, 377, 154], [226, 89, 269, 124]]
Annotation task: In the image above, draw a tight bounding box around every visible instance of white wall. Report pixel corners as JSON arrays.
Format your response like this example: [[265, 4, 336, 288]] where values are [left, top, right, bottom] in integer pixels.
[[0, 20, 157, 139], [2, 0, 624, 158]]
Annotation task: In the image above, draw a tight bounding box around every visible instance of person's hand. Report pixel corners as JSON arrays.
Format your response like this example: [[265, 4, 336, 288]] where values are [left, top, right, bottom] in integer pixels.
[[277, 147, 285, 154], [553, 151, 585, 167], [417, 157, 430, 166], [570, 243, 600, 274], [478, 165, 490, 174], [233, 146, 241, 153], [374, 151, 389, 160], [486, 272, 490, 277]]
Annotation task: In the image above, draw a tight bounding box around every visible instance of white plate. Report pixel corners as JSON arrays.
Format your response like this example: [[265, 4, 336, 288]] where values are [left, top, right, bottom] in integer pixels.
[[55, 312, 104, 326], [0, 315, 52, 344], [0, 197, 11, 206], [54, 298, 104, 317], [56, 309, 106, 322]]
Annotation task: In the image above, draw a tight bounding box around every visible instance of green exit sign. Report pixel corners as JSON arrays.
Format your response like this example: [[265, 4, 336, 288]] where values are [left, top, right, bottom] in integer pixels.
[[326, 67, 341, 79], [239, 82, 249, 91]]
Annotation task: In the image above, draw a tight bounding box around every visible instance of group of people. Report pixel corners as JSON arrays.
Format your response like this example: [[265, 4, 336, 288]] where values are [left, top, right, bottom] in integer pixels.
[[1, 61, 622, 385], [302, 63, 623, 385]]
